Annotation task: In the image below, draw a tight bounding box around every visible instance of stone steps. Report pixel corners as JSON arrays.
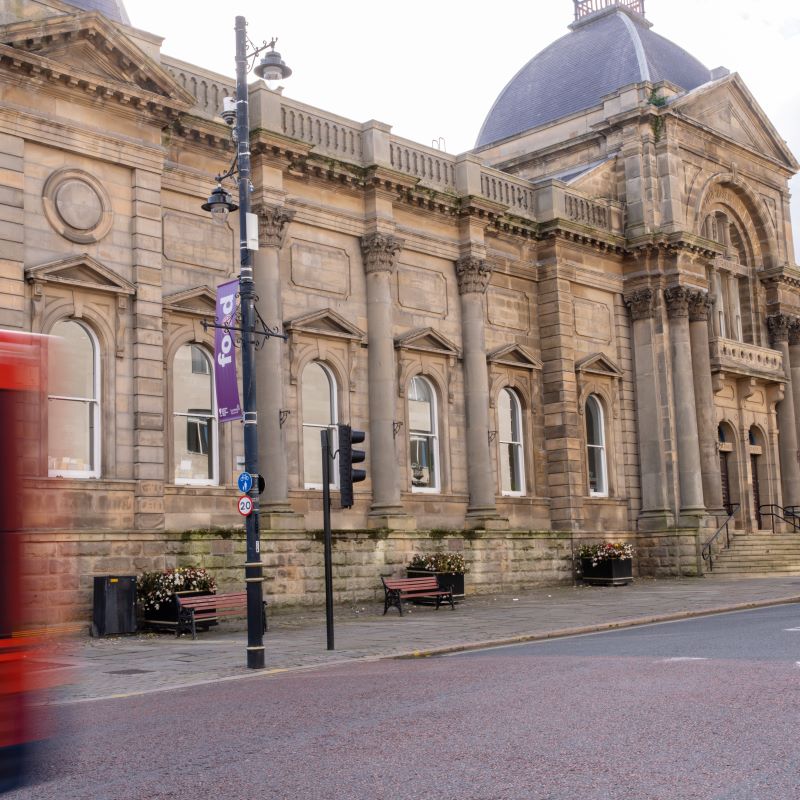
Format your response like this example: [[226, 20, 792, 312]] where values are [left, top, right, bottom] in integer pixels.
[[706, 531, 800, 576]]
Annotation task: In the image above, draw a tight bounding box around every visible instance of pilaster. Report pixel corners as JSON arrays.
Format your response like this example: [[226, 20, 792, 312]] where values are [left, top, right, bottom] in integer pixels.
[[0, 134, 25, 329], [131, 168, 165, 530]]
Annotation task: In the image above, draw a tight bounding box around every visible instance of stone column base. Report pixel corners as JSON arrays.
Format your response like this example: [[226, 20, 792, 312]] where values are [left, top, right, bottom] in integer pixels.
[[367, 509, 417, 531], [260, 509, 307, 532], [465, 510, 509, 531], [637, 510, 676, 531]]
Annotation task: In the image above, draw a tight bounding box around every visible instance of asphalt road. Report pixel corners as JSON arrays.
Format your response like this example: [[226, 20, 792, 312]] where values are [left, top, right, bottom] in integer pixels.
[[11, 605, 800, 800]]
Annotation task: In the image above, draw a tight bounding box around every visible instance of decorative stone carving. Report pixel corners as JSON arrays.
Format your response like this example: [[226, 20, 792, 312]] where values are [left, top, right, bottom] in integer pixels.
[[455, 256, 492, 295], [360, 232, 403, 274], [42, 168, 113, 244], [255, 204, 295, 248], [767, 313, 793, 344], [663, 285, 691, 318], [624, 288, 654, 321], [688, 290, 711, 322], [789, 320, 800, 347]]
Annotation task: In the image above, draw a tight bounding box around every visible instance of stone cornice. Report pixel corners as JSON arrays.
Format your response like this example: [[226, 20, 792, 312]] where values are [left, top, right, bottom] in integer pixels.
[[688, 290, 711, 323], [361, 232, 403, 274], [760, 264, 800, 291], [455, 256, 492, 295], [624, 287, 655, 321], [254, 204, 295, 248]]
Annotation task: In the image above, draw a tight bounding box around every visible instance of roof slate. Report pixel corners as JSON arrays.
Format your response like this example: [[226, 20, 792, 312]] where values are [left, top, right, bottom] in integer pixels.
[[476, 9, 710, 148], [63, 0, 130, 25]]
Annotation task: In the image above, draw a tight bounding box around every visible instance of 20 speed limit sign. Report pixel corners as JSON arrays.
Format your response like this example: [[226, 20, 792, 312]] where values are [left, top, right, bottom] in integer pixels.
[[237, 495, 253, 516]]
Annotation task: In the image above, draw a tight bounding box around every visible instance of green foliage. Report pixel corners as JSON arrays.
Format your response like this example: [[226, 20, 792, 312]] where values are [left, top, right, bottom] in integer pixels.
[[576, 542, 634, 566]]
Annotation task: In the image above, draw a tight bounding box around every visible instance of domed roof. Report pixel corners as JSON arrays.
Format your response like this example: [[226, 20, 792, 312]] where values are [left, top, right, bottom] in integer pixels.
[[476, 7, 711, 148], [63, 0, 130, 25]]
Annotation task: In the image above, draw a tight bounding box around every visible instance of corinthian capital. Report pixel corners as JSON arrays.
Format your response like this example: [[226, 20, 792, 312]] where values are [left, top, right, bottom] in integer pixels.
[[624, 288, 654, 321], [455, 256, 492, 295], [360, 232, 404, 274], [663, 285, 691, 319], [688, 290, 711, 323], [790, 320, 800, 347], [255, 204, 295, 248], [767, 313, 793, 344]]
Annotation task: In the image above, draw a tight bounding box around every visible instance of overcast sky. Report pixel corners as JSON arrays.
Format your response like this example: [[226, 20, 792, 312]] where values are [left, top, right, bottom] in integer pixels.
[[125, 0, 800, 243]]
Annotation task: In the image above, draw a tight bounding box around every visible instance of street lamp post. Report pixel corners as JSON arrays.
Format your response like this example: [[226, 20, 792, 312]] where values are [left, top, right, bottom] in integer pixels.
[[202, 16, 291, 670]]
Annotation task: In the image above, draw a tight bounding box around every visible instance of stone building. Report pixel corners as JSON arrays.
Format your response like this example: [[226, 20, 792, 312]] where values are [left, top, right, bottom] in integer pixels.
[[3, 0, 800, 620]]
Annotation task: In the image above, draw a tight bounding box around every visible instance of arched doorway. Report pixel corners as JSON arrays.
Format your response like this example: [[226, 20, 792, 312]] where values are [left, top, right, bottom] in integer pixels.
[[718, 422, 738, 521], [749, 426, 767, 529]]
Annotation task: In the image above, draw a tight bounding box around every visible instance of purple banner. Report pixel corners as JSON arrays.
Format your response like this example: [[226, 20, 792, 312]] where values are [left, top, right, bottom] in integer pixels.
[[214, 279, 242, 423]]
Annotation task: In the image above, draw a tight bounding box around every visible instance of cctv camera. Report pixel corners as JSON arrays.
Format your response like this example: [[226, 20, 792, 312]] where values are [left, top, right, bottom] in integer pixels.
[[220, 96, 237, 126]]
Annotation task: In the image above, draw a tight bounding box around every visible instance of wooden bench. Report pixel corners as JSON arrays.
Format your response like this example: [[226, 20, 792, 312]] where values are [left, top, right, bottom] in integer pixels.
[[381, 576, 455, 616], [176, 592, 267, 639]]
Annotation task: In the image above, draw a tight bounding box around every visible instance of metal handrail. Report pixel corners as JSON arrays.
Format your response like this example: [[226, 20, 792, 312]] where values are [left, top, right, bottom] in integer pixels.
[[758, 504, 800, 532], [701, 504, 740, 572]]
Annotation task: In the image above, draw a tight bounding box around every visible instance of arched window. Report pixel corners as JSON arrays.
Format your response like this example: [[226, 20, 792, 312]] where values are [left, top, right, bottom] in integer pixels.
[[173, 344, 217, 485], [585, 394, 608, 497], [48, 320, 101, 478], [498, 388, 525, 495], [302, 362, 337, 488], [408, 376, 439, 492]]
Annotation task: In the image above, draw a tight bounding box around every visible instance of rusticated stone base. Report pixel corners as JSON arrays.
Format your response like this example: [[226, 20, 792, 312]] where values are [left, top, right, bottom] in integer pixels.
[[635, 529, 703, 577], [19, 528, 579, 627]]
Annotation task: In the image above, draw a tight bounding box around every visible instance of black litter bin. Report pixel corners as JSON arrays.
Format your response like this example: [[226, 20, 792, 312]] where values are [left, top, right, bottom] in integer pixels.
[[92, 575, 137, 636]]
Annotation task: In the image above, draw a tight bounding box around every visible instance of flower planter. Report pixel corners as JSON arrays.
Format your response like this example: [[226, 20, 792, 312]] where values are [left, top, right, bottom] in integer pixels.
[[580, 558, 633, 586], [407, 569, 465, 599], [142, 590, 217, 631]]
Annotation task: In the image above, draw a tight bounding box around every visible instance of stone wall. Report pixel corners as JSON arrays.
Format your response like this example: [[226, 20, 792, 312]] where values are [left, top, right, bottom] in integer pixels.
[[21, 528, 594, 627]]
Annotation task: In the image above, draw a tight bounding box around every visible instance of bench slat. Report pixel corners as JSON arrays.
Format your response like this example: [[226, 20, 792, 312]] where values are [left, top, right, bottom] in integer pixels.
[[381, 575, 455, 616]]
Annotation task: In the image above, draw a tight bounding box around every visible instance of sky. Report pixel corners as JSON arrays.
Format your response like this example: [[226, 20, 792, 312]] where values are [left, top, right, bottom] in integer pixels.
[[124, 0, 800, 244]]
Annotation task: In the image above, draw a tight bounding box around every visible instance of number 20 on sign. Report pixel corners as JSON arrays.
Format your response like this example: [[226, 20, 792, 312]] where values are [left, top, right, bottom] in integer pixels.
[[237, 495, 253, 516]]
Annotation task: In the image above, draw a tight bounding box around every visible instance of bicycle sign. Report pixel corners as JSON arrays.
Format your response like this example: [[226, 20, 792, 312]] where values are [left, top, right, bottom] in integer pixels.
[[237, 495, 253, 516]]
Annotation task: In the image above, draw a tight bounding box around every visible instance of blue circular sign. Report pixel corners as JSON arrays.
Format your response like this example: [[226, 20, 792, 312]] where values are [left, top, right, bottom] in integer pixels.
[[237, 471, 253, 493]]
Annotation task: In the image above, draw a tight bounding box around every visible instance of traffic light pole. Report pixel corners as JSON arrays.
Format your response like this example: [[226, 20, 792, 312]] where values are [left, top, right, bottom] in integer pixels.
[[321, 429, 335, 650]]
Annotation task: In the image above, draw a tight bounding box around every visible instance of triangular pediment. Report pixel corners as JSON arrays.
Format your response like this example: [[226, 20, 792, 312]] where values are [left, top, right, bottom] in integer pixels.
[[575, 352, 623, 378], [285, 308, 365, 341], [673, 75, 799, 170], [163, 286, 217, 316], [26, 254, 135, 295], [0, 12, 193, 109], [487, 343, 542, 370], [395, 327, 460, 357]]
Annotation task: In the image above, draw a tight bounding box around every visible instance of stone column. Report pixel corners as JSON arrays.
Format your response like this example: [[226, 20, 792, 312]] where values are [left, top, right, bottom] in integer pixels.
[[767, 314, 800, 507], [625, 288, 671, 523], [688, 290, 724, 514], [789, 321, 800, 452], [361, 233, 410, 527], [664, 286, 705, 515], [253, 204, 300, 527], [456, 256, 498, 524]]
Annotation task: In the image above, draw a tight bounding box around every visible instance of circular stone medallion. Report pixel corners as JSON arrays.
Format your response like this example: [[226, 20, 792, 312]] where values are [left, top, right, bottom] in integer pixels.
[[42, 168, 113, 244]]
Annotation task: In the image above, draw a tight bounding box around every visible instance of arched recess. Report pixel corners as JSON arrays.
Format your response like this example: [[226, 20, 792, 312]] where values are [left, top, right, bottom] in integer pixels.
[[747, 424, 771, 529], [693, 173, 777, 269], [717, 420, 740, 523]]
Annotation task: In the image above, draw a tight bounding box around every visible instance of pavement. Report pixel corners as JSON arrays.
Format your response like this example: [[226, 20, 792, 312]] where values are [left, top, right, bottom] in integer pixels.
[[33, 575, 800, 705]]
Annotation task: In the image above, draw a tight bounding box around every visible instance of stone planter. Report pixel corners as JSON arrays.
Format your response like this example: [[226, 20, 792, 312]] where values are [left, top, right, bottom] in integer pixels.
[[580, 558, 633, 586], [142, 590, 216, 631], [407, 569, 465, 599]]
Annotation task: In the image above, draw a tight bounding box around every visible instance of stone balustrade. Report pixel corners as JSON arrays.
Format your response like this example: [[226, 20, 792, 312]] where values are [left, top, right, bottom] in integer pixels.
[[714, 255, 749, 277], [280, 102, 363, 160], [479, 167, 536, 218], [533, 180, 625, 235], [709, 337, 784, 380], [162, 58, 234, 120], [389, 137, 456, 190]]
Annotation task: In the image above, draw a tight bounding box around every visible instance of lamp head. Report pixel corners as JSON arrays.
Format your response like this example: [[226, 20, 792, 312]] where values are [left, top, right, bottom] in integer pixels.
[[254, 41, 292, 82], [201, 183, 238, 225]]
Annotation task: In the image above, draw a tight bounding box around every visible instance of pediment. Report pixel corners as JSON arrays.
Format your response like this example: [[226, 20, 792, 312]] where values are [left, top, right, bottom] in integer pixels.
[[163, 286, 217, 316], [285, 308, 365, 341], [26, 254, 135, 295], [395, 327, 460, 357], [575, 352, 623, 378], [673, 75, 799, 170], [487, 343, 542, 370], [0, 12, 193, 108]]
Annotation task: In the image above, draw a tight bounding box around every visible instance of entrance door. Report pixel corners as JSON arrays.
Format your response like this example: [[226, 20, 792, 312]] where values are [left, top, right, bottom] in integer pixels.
[[720, 452, 731, 515], [751, 454, 762, 528]]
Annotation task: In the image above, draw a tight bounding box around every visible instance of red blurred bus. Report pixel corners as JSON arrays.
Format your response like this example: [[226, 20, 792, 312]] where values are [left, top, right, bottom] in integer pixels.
[[0, 331, 47, 793]]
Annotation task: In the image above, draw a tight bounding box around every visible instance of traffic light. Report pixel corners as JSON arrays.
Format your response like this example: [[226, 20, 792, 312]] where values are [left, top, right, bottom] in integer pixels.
[[338, 423, 366, 509]]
